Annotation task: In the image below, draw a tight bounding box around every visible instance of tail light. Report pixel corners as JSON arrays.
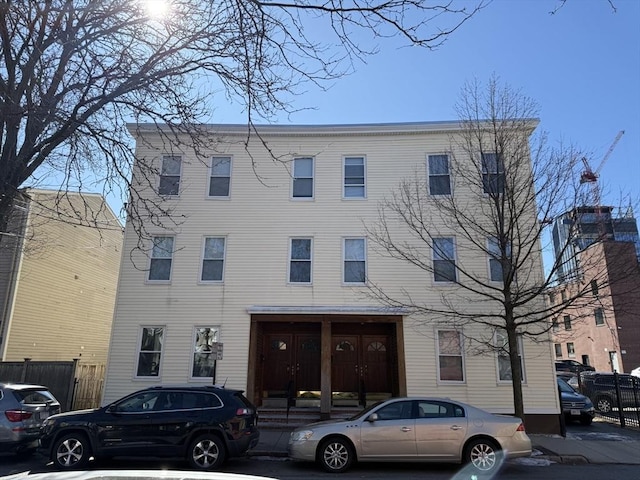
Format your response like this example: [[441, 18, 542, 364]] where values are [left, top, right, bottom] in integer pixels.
[[516, 423, 526, 432], [236, 407, 252, 415], [5, 410, 33, 422]]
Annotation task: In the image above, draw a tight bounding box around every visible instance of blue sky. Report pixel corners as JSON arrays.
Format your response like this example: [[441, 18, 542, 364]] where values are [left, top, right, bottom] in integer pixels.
[[210, 0, 640, 211]]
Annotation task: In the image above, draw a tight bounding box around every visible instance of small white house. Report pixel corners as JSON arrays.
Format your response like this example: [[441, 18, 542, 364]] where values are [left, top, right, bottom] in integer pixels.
[[104, 122, 560, 433]]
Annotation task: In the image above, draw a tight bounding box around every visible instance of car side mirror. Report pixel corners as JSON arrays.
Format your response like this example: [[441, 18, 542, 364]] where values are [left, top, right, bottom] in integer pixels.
[[367, 413, 378, 422], [106, 404, 118, 413]]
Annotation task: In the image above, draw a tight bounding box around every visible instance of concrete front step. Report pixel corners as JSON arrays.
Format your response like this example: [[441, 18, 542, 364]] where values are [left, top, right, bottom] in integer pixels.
[[257, 406, 360, 430]]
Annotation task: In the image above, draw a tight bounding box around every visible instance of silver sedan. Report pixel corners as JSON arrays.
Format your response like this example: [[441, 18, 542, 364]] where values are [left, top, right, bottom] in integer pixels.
[[288, 397, 531, 474]]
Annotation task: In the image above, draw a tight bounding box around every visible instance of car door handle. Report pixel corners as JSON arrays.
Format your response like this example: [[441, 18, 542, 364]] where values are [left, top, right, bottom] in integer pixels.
[[401, 427, 412, 432], [450, 425, 463, 430]]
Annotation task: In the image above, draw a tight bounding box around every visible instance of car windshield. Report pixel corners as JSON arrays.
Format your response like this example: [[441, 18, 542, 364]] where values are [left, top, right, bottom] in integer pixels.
[[557, 378, 576, 393], [14, 388, 57, 405]]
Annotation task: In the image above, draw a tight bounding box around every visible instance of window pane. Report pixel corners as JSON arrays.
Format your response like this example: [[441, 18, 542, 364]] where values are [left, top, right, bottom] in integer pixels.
[[137, 327, 163, 377], [345, 239, 364, 260], [291, 239, 311, 259], [429, 176, 451, 195], [438, 330, 461, 354], [209, 177, 230, 197], [159, 176, 180, 195], [212, 157, 231, 176], [204, 237, 225, 258], [345, 261, 365, 283], [152, 237, 174, 258], [429, 155, 449, 175], [290, 261, 311, 283], [490, 258, 503, 282], [433, 238, 455, 260], [293, 178, 313, 197], [149, 258, 172, 281], [162, 156, 181, 175], [294, 158, 313, 177], [141, 327, 163, 351], [344, 157, 365, 198], [344, 186, 365, 197], [202, 260, 223, 281], [193, 352, 216, 377], [439, 356, 463, 381]]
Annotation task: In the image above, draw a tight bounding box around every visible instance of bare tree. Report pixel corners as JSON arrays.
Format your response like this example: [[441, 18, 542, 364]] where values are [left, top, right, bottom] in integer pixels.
[[365, 76, 638, 420], [0, 0, 486, 241]]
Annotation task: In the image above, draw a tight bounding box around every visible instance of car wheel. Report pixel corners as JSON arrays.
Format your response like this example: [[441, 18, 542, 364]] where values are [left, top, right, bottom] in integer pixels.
[[596, 396, 613, 413], [53, 433, 91, 470], [188, 434, 226, 470], [318, 437, 354, 473], [464, 438, 501, 474]]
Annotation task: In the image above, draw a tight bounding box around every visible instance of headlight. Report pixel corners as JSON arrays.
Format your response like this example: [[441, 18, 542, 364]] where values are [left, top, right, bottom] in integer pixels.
[[290, 430, 314, 442]]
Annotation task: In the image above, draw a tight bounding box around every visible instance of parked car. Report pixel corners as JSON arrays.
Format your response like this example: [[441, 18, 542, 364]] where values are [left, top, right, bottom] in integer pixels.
[[0, 382, 60, 455], [555, 360, 595, 374], [580, 372, 640, 413], [556, 371, 579, 389], [40, 385, 259, 471], [557, 377, 595, 425], [288, 396, 531, 474]]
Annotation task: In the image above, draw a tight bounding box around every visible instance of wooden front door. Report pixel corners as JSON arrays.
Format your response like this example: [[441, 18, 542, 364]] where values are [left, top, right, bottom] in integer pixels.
[[332, 336, 360, 392], [262, 333, 321, 396], [295, 335, 321, 391]]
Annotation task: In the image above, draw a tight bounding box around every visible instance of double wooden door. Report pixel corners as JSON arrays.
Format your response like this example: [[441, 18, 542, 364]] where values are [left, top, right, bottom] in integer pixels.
[[263, 333, 321, 395], [332, 334, 391, 394]]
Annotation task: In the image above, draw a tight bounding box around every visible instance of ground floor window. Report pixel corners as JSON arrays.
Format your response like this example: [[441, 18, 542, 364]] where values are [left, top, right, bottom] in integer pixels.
[[136, 327, 164, 377], [191, 327, 220, 378]]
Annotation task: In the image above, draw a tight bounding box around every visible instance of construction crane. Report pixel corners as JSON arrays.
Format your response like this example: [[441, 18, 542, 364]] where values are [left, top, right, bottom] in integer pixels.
[[579, 130, 625, 238]]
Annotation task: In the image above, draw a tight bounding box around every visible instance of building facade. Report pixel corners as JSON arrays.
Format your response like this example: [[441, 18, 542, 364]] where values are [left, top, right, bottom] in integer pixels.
[[104, 122, 560, 432], [550, 241, 640, 373], [0, 189, 123, 364]]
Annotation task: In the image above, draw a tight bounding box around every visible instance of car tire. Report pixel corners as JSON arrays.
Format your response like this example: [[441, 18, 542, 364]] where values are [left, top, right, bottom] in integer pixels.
[[595, 396, 613, 413], [53, 432, 91, 470], [464, 438, 501, 474], [188, 434, 226, 470], [580, 415, 593, 426], [318, 437, 354, 473]]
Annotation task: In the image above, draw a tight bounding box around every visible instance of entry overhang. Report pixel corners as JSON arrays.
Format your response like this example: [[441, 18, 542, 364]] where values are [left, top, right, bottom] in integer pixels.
[[246, 305, 408, 315]]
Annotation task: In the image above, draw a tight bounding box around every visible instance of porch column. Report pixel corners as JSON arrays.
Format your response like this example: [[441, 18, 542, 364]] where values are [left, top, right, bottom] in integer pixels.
[[320, 318, 332, 418]]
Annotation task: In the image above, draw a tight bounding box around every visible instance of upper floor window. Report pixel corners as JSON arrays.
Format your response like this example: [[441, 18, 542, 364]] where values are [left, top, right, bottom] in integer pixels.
[[428, 154, 451, 195], [200, 237, 226, 282], [136, 327, 164, 377], [343, 156, 366, 198], [481, 152, 504, 195], [433, 237, 456, 282], [563, 315, 572, 330], [594, 308, 605, 326], [554, 343, 562, 358], [567, 342, 576, 357], [191, 327, 219, 378], [552, 318, 559, 332], [495, 329, 525, 382], [292, 157, 314, 199], [437, 330, 464, 382], [159, 155, 181, 196], [289, 238, 312, 283], [343, 238, 366, 284], [590, 279, 599, 296], [148, 236, 174, 282], [209, 156, 231, 198]]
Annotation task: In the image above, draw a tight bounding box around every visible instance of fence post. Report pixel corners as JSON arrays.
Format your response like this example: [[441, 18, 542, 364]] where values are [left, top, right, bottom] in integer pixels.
[[20, 358, 31, 382], [66, 359, 79, 412], [613, 371, 626, 428]]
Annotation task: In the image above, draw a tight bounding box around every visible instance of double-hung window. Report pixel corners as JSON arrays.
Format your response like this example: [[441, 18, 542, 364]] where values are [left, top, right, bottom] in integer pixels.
[[554, 343, 563, 358], [200, 237, 225, 282], [292, 157, 314, 199], [289, 238, 312, 283], [481, 152, 505, 195], [159, 155, 181, 196], [563, 315, 572, 330], [567, 342, 576, 357], [343, 156, 365, 198], [495, 329, 524, 382], [148, 236, 174, 281], [437, 330, 464, 382], [209, 156, 231, 198], [191, 327, 219, 378], [136, 327, 164, 377], [488, 237, 511, 282], [433, 237, 456, 282], [343, 238, 366, 284], [594, 308, 605, 326], [428, 154, 451, 195]]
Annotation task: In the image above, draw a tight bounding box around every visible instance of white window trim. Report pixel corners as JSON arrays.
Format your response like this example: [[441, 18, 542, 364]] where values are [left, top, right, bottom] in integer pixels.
[[198, 236, 226, 284], [288, 237, 313, 285], [158, 155, 182, 197], [342, 155, 367, 200], [426, 153, 452, 196], [436, 329, 466, 384], [134, 326, 165, 380], [432, 236, 457, 284], [480, 151, 505, 196], [189, 326, 221, 381], [495, 330, 526, 384], [291, 157, 315, 201], [342, 237, 367, 285], [207, 155, 232, 199], [146, 235, 175, 284]]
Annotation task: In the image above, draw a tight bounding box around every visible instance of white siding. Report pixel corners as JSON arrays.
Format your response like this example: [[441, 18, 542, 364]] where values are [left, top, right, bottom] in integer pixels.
[[104, 123, 558, 415]]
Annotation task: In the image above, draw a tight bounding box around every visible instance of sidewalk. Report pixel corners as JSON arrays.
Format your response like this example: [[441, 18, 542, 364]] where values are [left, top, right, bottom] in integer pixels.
[[250, 419, 640, 464]]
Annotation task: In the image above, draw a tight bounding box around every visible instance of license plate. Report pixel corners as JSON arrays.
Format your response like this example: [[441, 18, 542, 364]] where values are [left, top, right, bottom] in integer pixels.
[[571, 409, 580, 416]]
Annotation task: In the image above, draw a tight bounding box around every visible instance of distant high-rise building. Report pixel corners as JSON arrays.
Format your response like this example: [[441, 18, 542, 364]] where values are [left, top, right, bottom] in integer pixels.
[[552, 206, 640, 282]]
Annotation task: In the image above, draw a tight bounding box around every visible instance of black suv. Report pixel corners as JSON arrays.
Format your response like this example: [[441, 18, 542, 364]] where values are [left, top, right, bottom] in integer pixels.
[[580, 372, 640, 413], [40, 385, 259, 470], [555, 360, 595, 374]]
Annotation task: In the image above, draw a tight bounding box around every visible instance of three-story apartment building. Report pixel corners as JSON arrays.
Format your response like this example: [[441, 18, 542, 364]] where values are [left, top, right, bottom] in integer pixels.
[[104, 121, 560, 433]]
